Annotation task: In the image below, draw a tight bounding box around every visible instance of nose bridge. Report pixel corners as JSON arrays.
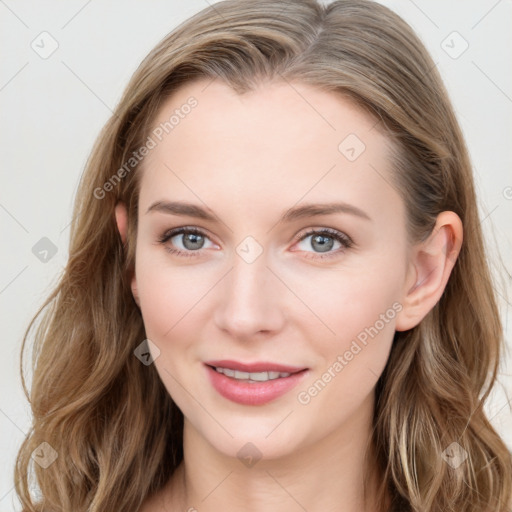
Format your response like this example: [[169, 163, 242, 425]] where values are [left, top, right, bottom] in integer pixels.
[[214, 248, 283, 336]]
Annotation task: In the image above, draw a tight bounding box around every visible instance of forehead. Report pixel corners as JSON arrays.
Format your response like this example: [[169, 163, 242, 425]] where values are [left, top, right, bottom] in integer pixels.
[[138, 78, 403, 228]]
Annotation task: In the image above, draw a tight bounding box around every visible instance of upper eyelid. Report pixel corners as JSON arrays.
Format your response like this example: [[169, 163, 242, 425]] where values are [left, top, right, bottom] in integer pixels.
[[295, 227, 352, 242], [158, 226, 214, 244]]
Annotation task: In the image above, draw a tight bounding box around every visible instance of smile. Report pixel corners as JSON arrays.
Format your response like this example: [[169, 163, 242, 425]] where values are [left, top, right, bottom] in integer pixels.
[[204, 362, 309, 406], [212, 366, 292, 382]]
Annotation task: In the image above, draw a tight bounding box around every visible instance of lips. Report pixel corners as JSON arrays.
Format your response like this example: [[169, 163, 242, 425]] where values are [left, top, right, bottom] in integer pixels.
[[204, 359, 309, 405]]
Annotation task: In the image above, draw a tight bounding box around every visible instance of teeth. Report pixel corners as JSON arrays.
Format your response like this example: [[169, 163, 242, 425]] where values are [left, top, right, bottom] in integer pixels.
[[214, 367, 291, 381], [222, 368, 236, 378]]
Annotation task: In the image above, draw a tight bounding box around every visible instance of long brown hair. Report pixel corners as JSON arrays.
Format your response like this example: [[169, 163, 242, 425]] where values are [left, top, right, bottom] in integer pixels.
[[15, 1, 512, 510]]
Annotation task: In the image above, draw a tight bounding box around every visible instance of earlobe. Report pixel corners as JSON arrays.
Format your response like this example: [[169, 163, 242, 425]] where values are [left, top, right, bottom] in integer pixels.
[[131, 276, 140, 308], [395, 211, 463, 332], [115, 202, 128, 245]]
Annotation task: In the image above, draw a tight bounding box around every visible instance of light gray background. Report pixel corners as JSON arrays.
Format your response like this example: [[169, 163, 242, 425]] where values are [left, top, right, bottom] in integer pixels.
[[1, 1, 511, 509]]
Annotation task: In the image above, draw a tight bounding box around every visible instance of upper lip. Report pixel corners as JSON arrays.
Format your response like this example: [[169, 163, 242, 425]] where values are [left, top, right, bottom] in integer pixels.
[[204, 359, 307, 374]]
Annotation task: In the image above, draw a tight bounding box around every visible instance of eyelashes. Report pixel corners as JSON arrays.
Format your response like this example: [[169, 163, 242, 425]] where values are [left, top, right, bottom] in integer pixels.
[[157, 227, 215, 259], [157, 226, 354, 260]]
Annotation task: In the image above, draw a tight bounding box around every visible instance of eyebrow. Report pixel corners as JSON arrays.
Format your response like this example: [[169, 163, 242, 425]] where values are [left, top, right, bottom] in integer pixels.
[[146, 200, 372, 223]]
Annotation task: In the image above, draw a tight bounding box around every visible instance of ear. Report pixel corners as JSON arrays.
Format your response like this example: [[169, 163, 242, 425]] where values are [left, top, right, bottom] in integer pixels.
[[115, 202, 128, 244], [114, 201, 140, 307], [395, 211, 463, 332]]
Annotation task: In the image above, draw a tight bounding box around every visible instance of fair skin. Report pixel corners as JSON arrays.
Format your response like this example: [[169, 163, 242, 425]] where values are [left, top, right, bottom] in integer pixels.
[[115, 78, 462, 512]]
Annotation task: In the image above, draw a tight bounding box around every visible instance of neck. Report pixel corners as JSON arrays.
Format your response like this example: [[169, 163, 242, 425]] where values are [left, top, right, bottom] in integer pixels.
[[163, 392, 388, 512]]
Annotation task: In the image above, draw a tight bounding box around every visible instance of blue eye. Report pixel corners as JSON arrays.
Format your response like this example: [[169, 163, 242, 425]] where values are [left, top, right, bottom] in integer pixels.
[[157, 227, 214, 258], [157, 226, 353, 260], [293, 228, 353, 260]]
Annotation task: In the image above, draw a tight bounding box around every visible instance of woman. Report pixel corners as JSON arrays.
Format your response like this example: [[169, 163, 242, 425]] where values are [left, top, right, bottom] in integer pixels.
[[15, 0, 512, 511]]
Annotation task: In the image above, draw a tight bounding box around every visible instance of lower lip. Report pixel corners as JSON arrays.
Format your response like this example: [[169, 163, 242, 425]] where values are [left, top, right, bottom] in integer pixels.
[[205, 364, 309, 405]]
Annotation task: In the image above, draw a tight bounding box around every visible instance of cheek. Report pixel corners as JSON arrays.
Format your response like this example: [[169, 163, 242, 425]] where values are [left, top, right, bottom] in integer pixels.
[[287, 256, 403, 350], [336, 272, 400, 344], [293, 278, 399, 424], [292, 263, 401, 413], [135, 255, 207, 401], [134, 243, 216, 329]]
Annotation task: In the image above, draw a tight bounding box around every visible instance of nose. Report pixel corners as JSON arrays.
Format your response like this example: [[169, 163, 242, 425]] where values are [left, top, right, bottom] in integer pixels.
[[213, 253, 285, 340]]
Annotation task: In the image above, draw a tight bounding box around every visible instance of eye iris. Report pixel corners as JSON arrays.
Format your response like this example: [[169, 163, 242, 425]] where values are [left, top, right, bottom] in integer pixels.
[[182, 232, 204, 250], [311, 234, 334, 253]]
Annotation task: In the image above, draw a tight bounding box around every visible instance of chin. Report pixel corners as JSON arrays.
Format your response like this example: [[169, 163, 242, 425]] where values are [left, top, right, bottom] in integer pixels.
[[192, 413, 306, 463]]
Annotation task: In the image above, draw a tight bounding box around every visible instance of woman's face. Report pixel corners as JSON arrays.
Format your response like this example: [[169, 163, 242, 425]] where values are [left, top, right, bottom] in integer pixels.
[[131, 78, 412, 460]]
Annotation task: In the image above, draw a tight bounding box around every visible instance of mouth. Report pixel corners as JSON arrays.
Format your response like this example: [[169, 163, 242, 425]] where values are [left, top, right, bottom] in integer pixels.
[[204, 359, 308, 381], [206, 364, 305, 382], [204, 360, 309, 405]]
